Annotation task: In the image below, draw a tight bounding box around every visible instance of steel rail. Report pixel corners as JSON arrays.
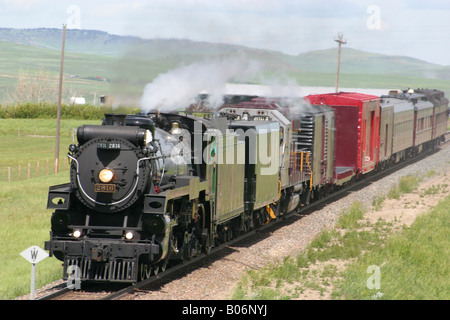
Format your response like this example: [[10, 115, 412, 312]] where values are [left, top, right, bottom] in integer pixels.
[[36, 287, 71, 300]]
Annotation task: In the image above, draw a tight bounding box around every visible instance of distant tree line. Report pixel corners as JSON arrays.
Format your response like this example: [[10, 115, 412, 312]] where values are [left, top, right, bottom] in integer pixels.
[[0, 102, 105, 119], [0, 103, 141, 119]]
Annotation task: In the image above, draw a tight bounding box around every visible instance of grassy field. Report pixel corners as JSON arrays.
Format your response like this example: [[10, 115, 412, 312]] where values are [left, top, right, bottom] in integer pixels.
[[0, 41, 114, 104], [335, 196, 449, 300], [0, 118, 99, 181], [233, 175, 449, 300], [0, 118, 103, 299], [0, 172, 68, 299]]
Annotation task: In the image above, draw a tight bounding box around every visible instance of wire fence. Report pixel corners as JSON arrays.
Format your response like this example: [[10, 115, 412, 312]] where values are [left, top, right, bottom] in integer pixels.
[[0, 158, 71, 182], [1, 125, 78, 182]]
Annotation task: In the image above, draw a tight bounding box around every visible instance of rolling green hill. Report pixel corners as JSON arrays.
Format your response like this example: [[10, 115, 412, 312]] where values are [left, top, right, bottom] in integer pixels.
[[0, 40, 115, 104], [0, 28, 136, 57], [0, 28, 449, 106], [291, 48, 445, 77]]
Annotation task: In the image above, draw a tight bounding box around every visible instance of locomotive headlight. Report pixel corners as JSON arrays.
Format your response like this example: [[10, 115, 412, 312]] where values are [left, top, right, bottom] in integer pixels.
[[99, 168, 115, 183], [73, 229, 82, 238], [125, 231, 134, 240]]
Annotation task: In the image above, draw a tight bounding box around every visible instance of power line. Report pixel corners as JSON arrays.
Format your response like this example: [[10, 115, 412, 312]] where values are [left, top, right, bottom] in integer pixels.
[[55, 24, 66, 174], [334, 33, 346, 93]]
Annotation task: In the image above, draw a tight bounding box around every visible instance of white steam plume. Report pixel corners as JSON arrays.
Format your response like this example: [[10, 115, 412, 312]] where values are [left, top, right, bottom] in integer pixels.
[[139, 56, 261, 112]]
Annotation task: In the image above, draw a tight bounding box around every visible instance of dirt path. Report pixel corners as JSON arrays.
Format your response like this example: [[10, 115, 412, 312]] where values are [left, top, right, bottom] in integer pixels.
[[367, 166, 449, 228]]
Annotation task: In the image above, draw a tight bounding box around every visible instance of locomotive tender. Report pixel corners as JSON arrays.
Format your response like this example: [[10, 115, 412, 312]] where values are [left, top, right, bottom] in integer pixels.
[[45, 88, 448, 284]]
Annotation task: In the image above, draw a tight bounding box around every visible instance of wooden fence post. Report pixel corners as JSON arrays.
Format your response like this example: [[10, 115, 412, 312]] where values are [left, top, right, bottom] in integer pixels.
[[55, 158, 59, 175], [1, 159, 72, 183]]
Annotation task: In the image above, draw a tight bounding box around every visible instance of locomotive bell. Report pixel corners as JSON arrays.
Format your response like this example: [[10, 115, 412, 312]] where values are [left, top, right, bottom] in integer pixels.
[[103, 113, 126, 126], [170, 121, 182, 135]]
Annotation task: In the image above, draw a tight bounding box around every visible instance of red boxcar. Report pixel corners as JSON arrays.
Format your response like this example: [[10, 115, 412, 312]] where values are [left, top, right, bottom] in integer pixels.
[[304, 92, 380, 184]]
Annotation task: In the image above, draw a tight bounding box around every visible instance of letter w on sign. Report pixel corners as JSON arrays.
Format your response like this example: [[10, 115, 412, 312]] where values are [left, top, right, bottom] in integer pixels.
[[20, 246, 49, 264]]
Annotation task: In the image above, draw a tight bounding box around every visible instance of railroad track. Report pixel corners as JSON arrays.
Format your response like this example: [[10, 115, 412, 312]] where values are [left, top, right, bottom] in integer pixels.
[[38, 142, 447, 300]]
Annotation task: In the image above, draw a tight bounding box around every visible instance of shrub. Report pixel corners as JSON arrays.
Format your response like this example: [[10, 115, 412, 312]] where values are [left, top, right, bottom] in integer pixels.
[[388, 175, 419, 199], [398, 175, 419, 194], [0, 103, 140, 120], [336, 201, 364, 229]]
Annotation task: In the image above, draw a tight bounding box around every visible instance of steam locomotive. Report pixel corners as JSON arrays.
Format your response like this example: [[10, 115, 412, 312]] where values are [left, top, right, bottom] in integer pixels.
[[45, 88, 448, 284]]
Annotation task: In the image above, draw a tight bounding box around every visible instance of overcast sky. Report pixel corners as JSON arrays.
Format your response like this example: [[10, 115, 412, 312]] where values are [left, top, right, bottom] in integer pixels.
[[1, 0, 450, 65]]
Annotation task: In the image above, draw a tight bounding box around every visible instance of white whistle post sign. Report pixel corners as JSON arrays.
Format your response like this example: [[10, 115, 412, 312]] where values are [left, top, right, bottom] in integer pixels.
[[20, 246, 49, 300]]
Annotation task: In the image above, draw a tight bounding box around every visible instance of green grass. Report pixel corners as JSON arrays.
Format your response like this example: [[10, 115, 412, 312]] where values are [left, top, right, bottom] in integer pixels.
[[388, 175, 419, 199], [334, 196, 450, 300], [0, 118, 100, 181], [0, 118, 92, 298], [0, 41, 115, 104], [372, 196, 385, 211], [335, 201, 365, 229], [233, 202, 370, 300], [0, 173, 69, 299], [233, 190, 449, 300]]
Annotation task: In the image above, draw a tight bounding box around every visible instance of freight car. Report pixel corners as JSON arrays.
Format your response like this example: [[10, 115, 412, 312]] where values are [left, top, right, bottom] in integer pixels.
[[45, 88, 448, 285], [304, 92, 380, 183]]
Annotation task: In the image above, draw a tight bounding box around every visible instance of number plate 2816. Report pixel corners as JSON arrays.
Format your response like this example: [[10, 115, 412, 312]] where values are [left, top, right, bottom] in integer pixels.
[[94, 184, 116, 193]]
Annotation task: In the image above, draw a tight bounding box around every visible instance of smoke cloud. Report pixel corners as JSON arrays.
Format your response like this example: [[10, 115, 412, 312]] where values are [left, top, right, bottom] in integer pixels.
[[139, 55, 262, 112]]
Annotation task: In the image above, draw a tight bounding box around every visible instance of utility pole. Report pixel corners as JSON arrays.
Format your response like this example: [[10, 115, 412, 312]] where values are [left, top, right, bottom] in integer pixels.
[[55, 24, 66, 174], [334, 33, 346, 93]]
